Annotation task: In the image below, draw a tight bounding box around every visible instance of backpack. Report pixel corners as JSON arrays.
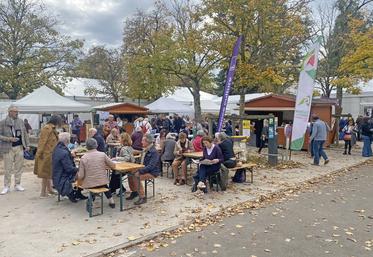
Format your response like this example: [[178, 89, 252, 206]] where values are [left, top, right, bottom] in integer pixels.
[[232, 169, 246, 183]]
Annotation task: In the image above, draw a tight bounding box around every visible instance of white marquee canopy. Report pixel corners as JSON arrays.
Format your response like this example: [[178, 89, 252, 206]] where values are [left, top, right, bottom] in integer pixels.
[[13, 86, 92, 114]]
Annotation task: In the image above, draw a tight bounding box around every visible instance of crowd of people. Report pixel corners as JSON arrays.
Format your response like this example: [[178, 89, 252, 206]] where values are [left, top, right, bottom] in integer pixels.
[[1, 105, 373, 211]]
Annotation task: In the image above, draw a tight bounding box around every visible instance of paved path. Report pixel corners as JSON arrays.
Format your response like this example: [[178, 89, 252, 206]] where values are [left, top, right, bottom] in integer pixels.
[[126, 163, 373, 257]]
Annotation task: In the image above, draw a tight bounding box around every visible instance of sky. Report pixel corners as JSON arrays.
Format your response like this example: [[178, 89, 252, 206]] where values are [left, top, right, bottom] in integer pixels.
[[43, 0, 154, 48], [42, 0, 338, 49]]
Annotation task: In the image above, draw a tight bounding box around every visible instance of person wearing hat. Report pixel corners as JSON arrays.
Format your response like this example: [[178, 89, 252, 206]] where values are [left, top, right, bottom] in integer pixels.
[[0, 105, 30, 195]]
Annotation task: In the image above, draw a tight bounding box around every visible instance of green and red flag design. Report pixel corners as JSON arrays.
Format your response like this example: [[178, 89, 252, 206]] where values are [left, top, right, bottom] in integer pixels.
[[291, 38, 321, 150]]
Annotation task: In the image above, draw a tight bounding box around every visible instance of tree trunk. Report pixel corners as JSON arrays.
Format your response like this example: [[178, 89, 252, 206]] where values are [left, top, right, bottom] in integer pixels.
[[192, 84, 202, 122]]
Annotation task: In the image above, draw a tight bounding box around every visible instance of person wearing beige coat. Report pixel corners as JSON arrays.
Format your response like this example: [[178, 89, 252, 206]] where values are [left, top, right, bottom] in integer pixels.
[[77, 138, 116, 208], [34, 115, 62, 197]]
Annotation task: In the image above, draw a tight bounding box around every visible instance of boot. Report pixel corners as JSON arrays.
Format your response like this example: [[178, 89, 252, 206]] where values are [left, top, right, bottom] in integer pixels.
[[126, 192, 138, 200], [68, 191, 78, 203], [343, 151, 347, 155], [75, 189, 88, 200]]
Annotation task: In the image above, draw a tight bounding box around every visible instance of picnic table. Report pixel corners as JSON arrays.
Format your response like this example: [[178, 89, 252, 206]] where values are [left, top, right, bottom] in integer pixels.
[[113, 161, 145, 211], [182, 151, 203, 159]]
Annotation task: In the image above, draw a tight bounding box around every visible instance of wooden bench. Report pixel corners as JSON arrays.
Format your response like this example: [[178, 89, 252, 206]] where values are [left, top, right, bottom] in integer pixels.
[[86, 187, 109, 218], [228, 162, 256, 183]]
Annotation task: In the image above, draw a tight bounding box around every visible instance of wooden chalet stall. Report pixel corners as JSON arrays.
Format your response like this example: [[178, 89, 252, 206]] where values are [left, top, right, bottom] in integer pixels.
[[244, 94, 338, 150], [94, 103, 149, 135]]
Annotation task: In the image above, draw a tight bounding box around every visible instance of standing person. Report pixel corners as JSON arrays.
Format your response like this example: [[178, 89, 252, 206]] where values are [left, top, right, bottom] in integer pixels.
[[173, 114, 183, 133], [355, 115, 363, 141], [224, 120, 233, 136], [70, 115, 83, 144], [342, 119, 355, 155], [0, 106, 30, 195], [258, 119, 269, 154], [23, 119, 32, 134], [310, 115, 330, 165], [361, 116, 373, 157], [284, 122, 292, 150], [105, 114, 118, 130], [34, 115, 62, 197]]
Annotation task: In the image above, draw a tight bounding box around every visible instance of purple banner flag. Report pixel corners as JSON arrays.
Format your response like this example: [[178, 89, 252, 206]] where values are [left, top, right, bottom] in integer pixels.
[[217, 35, 242, 132]]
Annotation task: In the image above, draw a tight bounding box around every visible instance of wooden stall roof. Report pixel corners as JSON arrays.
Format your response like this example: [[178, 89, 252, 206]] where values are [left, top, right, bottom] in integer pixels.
[[95, 102, 149, 114], [244, 94, 338, 110]]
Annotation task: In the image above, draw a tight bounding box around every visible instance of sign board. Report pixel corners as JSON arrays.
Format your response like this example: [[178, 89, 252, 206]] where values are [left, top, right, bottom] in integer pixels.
[[242, 120, 251, 137]]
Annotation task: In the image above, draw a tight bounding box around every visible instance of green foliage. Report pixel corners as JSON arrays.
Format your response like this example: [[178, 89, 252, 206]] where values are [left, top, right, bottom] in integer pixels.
[[0, 0, 83, 99], [76, 46, 127, 102], [202, 0, 312, 116], [316, 0, 373, 97]]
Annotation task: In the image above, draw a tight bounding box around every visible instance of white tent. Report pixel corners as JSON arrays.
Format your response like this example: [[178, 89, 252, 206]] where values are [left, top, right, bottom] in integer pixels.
[[198, 100, 222, 113], [13, 86, 92, 113], [145, 97, 193, 114], [164, 88, 218, 103]]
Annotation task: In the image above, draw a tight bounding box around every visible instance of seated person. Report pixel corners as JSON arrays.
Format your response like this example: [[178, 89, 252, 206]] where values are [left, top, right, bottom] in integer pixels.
[[172, 132, 193, 186], [126, 134, 160, 205], [216, 132, 236, 168], [192, 136, 224, 193], [161, 133, 176, 163], [52, 132, 87, 203], [131, 126, 144, 151], [109, 133, 135, 195], [155, 129, 167, 149], [192, 130, 205, 152], [77, 138, 116, 208], [106, 128, 120, 157], [88, 128, 106, 153]]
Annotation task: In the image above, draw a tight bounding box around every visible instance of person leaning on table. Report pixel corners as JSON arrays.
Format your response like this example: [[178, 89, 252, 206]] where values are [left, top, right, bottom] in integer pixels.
[[52, 132, 87, 203], [126, 134, 160, 205], [0, 105, 30, 195], [77, 138, 116, 208]]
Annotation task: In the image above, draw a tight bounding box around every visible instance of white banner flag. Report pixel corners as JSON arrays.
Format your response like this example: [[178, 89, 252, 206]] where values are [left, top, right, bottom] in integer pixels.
[[291, 39, 321, 150]]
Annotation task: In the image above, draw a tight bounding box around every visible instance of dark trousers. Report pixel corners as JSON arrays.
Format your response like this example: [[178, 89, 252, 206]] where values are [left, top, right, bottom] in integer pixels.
[[193, 164, 219, 183], [72, 129, 80, 144], [344, 140, 352, 154], [109, 172, 125, 193], [258, 138, 267, 153]]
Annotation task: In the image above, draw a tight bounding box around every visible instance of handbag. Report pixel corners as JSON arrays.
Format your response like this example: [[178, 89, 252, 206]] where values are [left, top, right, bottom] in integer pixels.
[[23, 150, 34, 160], [343, 133, 352, 141]]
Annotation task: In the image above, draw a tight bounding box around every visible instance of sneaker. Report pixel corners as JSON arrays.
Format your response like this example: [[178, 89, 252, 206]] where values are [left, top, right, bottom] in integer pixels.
[[14, 185, 25, 192], [0, 187, 10, 195], [324, 159, 329, 165], [197, 181, 206, 189]]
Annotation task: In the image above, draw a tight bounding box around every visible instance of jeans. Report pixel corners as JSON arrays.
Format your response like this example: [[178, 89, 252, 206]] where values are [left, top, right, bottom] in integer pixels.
[[362, 135, 372, 157], [313, 140, 328, 165], [193, 164, 220, 183]]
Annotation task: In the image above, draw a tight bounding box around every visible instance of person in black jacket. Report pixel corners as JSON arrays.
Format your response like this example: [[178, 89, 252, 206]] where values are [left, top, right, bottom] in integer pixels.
[[361, 116, 373, 157], [88, 128, 106, 152], [216, 132, 236, 191], [52, 133, 87, 203]]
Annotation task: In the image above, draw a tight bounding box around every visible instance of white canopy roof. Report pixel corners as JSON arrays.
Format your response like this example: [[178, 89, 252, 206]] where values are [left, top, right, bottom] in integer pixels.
[[145, 97, 193, 114], [164, 88, 218, 102], [14, 86, 92, 113]]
